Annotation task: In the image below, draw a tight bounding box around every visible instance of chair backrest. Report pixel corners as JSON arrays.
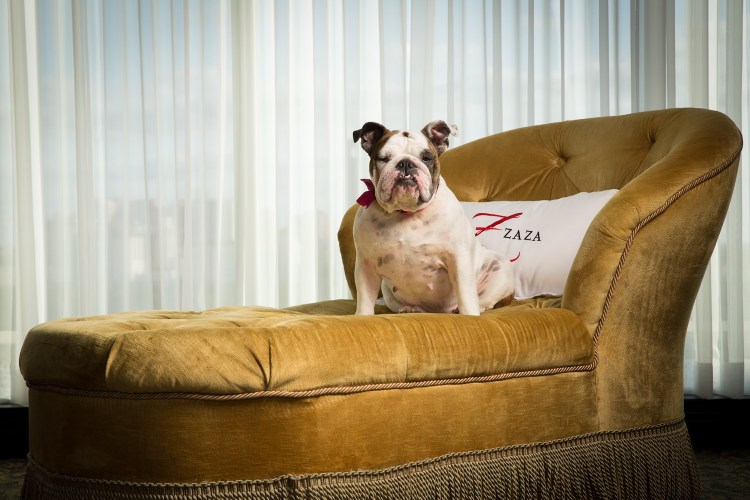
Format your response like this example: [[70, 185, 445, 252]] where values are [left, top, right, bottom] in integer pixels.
[[439, 108, 738, 201]]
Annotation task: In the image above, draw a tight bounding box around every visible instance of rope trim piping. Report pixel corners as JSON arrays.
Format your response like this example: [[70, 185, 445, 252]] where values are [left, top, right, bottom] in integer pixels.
[[24, 418, 689, 489], [590, 138, 744, 365], [28, 358, 596, 401]]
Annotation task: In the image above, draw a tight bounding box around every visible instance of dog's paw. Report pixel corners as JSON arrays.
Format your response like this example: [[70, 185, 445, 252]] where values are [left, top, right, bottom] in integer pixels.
[[398, 305, 427, 314]]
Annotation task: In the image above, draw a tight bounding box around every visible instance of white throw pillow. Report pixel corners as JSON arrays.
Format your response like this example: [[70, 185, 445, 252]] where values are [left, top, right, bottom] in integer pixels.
[[462, 190, 618, 299]]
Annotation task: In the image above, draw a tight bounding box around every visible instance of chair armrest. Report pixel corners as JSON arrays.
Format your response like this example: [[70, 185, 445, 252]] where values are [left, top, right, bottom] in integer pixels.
[[561, 109, 742, 427], [563, 109, 742, 332]]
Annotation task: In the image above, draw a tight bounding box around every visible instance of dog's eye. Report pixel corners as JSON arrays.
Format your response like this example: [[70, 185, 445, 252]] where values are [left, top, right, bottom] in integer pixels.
[[421, 154, 434, 163], [377, 155, 390, 163]]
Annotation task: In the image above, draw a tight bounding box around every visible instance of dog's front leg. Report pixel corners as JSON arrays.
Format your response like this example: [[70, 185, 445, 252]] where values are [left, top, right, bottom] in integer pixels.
[[448, 252, 481, 316], [354, 257, 381, 315]]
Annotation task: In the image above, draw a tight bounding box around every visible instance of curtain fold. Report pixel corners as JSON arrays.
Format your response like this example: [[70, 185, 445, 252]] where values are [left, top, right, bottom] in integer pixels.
[[1, 0, 748, 405]]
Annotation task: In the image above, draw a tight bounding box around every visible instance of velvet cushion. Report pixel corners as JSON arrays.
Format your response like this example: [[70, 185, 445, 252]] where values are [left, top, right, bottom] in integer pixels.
[[20, 298, 592, 395], [21, 297, 602, 484]]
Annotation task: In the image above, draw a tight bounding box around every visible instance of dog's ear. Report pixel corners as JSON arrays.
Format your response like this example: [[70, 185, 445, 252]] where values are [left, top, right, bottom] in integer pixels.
[[421, 120, 458, 155], [353, 122, 387, 155]]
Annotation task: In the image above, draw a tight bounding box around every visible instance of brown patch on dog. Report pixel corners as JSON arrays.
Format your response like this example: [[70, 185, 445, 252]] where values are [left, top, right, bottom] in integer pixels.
[[368, 130, 400, 176]]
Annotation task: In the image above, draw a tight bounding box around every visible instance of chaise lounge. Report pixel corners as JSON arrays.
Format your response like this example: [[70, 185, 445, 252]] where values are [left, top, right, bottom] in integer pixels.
[[20, 108, 742, 498]]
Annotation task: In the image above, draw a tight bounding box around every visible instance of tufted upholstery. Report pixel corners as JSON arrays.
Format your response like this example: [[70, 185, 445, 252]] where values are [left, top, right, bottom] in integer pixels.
[[20, 108, 742, 499], [22, 301, 590, 395]]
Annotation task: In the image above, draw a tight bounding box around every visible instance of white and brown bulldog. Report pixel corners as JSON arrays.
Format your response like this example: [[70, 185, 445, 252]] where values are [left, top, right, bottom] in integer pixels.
[[352, 120, 514, 316]]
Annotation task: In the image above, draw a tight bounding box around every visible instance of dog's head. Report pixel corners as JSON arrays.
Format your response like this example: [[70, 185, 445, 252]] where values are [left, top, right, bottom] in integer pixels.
[[353, 120, 458, 213]]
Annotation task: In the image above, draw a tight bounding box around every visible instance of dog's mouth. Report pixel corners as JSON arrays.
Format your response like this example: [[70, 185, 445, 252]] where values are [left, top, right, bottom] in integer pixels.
[[395, 172, 418, 186]]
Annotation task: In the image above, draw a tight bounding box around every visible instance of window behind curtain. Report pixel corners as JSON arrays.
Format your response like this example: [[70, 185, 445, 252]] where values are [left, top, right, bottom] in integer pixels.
[[1, 0, 747, 404]]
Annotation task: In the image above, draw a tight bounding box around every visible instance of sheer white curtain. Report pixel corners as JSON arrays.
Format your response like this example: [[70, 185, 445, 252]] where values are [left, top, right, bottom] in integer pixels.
[[1, 0, 748, 405]]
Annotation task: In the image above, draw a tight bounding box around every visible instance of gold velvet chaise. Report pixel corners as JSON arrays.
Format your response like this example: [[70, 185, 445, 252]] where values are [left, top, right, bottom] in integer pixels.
[[20, 108, 742, 499]]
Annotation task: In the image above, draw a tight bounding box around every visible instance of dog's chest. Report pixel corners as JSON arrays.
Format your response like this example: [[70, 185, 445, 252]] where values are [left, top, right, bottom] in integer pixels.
[[357, 210, 455, 289]]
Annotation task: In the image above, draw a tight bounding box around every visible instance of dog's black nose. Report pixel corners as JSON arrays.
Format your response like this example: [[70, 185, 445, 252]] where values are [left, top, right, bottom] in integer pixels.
[[396, 160, 411, 173]]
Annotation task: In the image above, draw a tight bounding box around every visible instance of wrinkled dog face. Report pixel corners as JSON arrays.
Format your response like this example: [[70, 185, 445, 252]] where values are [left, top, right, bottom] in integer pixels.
[[353, 121, 457, 213]]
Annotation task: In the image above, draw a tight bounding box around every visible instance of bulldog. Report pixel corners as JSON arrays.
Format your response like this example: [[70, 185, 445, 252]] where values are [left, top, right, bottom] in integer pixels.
[[352, 120, 514, 316]]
